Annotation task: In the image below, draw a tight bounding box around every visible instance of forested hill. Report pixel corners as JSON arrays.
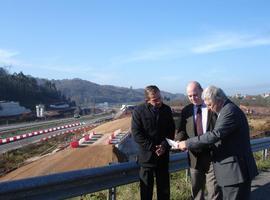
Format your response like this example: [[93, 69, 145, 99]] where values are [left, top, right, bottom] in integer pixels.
[[0, 67, 67, 109], [0, 67, 184, 108], [52, 78, 185, 105]]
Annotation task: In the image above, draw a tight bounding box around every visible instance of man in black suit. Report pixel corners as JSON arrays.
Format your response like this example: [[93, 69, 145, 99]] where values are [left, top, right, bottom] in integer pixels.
[[178, 85, 258, 200], [176, 81, 221, 200], [132, 85, 175, 200]]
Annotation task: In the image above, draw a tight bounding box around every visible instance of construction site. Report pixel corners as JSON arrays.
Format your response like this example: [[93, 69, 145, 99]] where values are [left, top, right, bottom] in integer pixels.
[[0, 108, 134, 182], [1, 104, 270, 183]]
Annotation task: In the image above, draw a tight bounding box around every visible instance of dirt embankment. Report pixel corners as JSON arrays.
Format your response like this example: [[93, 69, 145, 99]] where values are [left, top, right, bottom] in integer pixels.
[[248, 116, 270, 138], [0, 117, 131, 182], [92, 116, 131, 134]]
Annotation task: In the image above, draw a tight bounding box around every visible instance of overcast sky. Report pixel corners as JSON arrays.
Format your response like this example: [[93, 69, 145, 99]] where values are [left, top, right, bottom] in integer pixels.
[[0, 0, 270, 95]]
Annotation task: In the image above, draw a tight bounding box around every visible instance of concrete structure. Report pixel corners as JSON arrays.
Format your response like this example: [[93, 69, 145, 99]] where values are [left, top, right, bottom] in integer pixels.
[[113, 105, 135, 119], [234, 93, 243, 99], [120, 104, 135, 111], [36, 104, 45, 118], [116, 132, 139, 161], [0, 101, 31, 117], [261, 93, 270, 98]]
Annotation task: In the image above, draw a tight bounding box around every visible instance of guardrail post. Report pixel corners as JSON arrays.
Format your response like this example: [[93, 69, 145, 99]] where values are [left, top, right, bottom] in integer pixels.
[[262, 149, 268, 161], [185, 169, 190, 183], [108, 187, 116, 200], [108, 162, 117, 200]]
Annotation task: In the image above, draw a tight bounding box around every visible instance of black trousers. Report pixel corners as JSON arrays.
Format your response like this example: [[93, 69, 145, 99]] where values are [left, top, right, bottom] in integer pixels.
[[139, 165, 170, 200]]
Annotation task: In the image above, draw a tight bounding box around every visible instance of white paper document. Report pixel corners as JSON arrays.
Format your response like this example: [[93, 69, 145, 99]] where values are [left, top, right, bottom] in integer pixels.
[[165, 138, 178, 149]]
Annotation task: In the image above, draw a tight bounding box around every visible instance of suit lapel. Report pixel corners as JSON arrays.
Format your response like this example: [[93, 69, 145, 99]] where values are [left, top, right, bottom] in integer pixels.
[[187, 105, 196, 137], [206, 110, 211, 131]]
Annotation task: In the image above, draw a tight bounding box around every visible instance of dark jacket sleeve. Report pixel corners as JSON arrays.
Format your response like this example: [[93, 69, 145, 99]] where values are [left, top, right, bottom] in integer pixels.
[[161, 106, 175, 150], [186, 104, 237, 150], [175, 107, 189, 141], [166, 106, 176, 140], [131, 108, 155, 151]]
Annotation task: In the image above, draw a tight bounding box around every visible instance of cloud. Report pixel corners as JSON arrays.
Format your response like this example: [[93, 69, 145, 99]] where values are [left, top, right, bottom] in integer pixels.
[[0, 49, 117, 83], [123, 48, 176, 63], [111, 31, 270, 65], [191, 32, 270, 54], [111, 49, 173, 65], [110, 42, 187, 65], [0, 49, 20, 65]]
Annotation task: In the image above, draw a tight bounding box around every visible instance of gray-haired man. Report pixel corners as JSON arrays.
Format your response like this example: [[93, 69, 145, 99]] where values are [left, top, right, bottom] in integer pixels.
[[178, 85, 258, 200]]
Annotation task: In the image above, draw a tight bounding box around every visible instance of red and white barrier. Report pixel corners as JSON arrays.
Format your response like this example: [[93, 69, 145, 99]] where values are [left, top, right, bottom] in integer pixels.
[[0, 122, 84, 145], [38, 125, 96, 143]]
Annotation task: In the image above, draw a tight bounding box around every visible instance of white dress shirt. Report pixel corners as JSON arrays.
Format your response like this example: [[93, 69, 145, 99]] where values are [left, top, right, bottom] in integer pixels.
[[194, 104, 208, 134]]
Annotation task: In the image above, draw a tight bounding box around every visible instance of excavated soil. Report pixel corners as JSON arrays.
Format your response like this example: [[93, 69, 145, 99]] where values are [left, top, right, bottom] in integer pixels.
[[92, 116, 131, 134], [0, 116, 131, 182]]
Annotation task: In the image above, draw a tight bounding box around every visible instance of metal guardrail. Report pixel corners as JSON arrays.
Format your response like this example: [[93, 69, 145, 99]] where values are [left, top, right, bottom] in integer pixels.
[[0, 137, 270, 200]]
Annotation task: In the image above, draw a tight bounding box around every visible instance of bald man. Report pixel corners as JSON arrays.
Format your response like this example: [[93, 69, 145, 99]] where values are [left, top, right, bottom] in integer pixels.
[[176, 81, 221, 200]]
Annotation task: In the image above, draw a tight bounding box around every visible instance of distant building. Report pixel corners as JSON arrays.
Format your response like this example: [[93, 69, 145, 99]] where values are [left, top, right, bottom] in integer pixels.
[[234, 93, 243, 99], [261, 93, 270, 98], [75, 107, 91, 115], [36, 102, 76, 119], [0, 101, 31, 117], [49, 103, 70, 109], [120, 104, 135, 111], [239, 104, 254, 115], [114, 104, 136, 119], [244, 95, 256, 101], [97, 102, 109, 111], [47, 103, 75, 118]]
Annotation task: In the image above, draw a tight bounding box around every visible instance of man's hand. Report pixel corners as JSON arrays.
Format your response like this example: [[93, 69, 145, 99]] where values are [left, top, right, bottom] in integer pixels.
[[177, 141, 187, 151], [155, 144, 165, 156]]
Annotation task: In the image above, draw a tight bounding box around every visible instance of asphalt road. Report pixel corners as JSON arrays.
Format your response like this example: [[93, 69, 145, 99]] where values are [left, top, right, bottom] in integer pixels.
[[0, 113, 112, 133], [0, 114, 113, 154], [251, 170, 270, 200], [0, 118, 75, 133]]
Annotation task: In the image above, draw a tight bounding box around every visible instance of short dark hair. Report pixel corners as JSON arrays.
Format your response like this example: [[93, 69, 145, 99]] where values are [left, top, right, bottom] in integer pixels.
[[144, 85, 160, 101]]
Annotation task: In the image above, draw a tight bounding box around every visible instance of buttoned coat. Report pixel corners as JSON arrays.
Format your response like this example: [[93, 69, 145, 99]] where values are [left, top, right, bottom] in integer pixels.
[[132, 103, 175, 167]]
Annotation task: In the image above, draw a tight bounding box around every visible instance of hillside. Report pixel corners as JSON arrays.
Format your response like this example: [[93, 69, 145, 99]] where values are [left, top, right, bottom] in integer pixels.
[[52, 78, 184, 105], [0, 67, 67, 110], [0, 67, 184, 108]]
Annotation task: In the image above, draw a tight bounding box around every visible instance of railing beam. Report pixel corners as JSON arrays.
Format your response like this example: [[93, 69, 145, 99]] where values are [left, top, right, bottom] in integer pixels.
[[0, 137, 269, 200]]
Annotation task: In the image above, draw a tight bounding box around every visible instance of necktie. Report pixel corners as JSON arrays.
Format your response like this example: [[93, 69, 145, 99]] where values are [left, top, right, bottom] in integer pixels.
[[196, 106, 203, 135]]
